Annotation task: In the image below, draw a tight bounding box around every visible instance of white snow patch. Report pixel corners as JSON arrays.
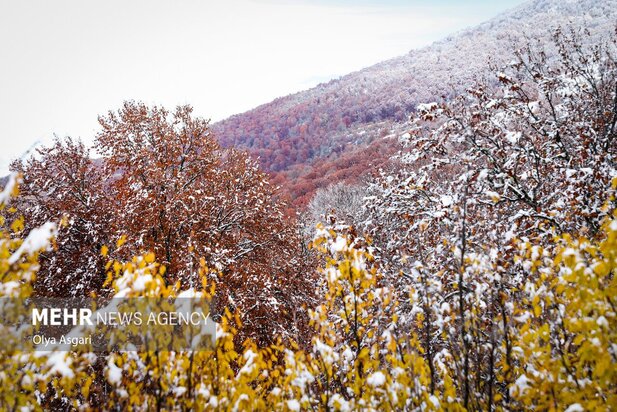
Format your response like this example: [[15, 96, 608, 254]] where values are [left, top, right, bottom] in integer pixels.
[[46, 352, 74, 378], [238, 349, 258, 375], [505, 131, 521, 144], [596, 316, 609, 328], [0, 281, 21, 297], [417, 102, 438, 112], [287, 399, 300, 411], [429, 395, 440, 408], [440, 195, 454, 207], [331, 236, 347, 253], [132, 274, 153, 292], [329, 394, 351, 411], [510, 374, 530, 396], [8, 222, 57, 265], [367, 371, 386, 387], [107, 357, 123, 385], [564, 404, 584, 412]]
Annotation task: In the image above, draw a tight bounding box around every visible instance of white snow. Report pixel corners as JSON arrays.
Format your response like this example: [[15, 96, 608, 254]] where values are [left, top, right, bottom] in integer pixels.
[[596, 316, 609, 328], [331, 236, 347, 253], [564, 404, 584, 412], [367, 371, 386, 387], [114, 269, 154, 297], [46, 352, 74, 378], [107, 357, 123, 385], [429, 395, 440, 408], [417, 102, 438, 112], [238, 349, 258, 375], [440, 195, 454, 207], [505, 131, 521, 144], [510, 373, 530, 396], [8, 222, 57, 265], [0, 281, 20, 297], [329, 394, 351, 412], [287, 399, 300, 411], [132, 273, 153, 292]]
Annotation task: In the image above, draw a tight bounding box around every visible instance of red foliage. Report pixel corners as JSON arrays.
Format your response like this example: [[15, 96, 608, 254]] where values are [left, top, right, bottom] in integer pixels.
[[271, 136, 397, 209], [12, 102, 318, 346]]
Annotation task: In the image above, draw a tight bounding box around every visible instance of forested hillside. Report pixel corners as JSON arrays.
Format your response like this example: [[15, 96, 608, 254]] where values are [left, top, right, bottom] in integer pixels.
[[214, 0, 617, 206]]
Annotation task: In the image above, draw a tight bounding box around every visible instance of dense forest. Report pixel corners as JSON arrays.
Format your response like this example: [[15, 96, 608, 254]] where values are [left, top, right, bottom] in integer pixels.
[[214, 0, 617, 207], [1, 0, 616, 410]]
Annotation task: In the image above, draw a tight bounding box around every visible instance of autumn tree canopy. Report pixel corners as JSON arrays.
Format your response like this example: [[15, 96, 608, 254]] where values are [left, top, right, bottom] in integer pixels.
[[11, 102, 317, 345]]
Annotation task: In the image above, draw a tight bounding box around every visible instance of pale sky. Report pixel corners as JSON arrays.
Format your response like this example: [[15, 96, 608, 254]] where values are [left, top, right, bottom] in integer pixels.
[[0, 0, 526, 174]]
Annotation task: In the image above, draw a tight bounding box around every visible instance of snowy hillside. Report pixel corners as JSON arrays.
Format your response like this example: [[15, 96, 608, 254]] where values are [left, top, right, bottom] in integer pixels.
[[213, 0, 617, 205]]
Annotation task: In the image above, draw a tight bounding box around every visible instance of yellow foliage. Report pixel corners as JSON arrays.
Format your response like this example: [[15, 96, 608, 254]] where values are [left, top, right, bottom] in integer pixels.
[[1, 183, 615, 410], [510, 215, 617, 410]]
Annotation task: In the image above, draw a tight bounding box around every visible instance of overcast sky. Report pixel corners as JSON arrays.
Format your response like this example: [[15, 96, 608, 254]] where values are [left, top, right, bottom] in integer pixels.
[[0, 0, 527, 174]]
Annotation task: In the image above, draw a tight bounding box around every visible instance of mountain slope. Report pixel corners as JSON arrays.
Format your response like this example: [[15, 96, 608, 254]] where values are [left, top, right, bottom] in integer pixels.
[[212, 0, 617, 207]]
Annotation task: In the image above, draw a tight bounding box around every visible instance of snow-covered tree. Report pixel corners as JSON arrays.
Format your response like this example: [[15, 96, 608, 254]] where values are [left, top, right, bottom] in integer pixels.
[[304, 182, 368, 236], [12, 102, 317, 345], [360, 25, 617, 409]]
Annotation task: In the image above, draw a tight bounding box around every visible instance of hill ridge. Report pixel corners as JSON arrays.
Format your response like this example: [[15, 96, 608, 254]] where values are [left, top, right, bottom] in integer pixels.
[[212, 0, 617, 207]]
